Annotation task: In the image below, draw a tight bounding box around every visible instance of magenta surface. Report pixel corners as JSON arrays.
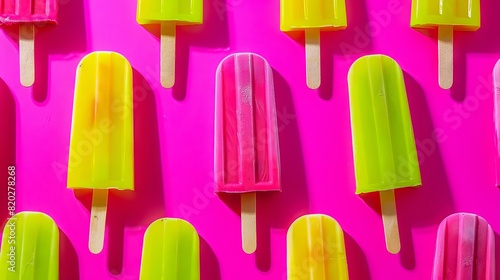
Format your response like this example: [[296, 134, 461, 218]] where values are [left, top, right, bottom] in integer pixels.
[[215, 53, 280, 193], [1, 0, 500, 279], [0, 0, 57, 24]]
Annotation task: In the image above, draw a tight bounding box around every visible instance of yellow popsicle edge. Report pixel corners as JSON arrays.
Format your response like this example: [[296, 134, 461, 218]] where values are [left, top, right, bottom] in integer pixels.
[[287, 214, 349, 280], [67, 51, 134, 191]]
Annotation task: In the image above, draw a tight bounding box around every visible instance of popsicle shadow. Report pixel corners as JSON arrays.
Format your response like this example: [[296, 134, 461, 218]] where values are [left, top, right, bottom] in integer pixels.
[[344, 231, 371, 280], [34, 0, 87, 101], [106, 69, 166, 274], [257, 70, 310, 271], [59, 229, 79, 280], [173, 0, 230, 101], [200, 235, 221, 280], [399, 72, 454, 267], [319, 0, 370, 100], [450, 31, 466, 102], [0, 80, 15, 228]]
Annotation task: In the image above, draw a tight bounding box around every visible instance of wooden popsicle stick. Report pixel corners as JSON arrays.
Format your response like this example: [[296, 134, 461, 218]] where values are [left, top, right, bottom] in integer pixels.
[[19, 24, 35, 87], [241, 192, 256, 254], [438, 25, 453, 90], [305, 28, 321, 90], [89, 189, 108, 254], [380, 190, 401, 254], [160, 22, 176, 88]]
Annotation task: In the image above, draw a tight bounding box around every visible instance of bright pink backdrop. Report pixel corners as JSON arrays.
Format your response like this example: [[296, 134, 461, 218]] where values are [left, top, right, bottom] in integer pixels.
[[1, 0, 500, 279]]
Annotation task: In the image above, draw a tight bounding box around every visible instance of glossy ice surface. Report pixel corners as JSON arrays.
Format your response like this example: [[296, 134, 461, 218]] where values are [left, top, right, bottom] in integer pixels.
[[411, 0, 480, 31], [136, 0, 202, 25], [0, 212, 59, 280], [67, 52, 134, 191], [214, 53, 281, 193], [433, 213, 495, 280], [348, 55, 421, 194], [287, 214, 349, 280], [140, 218, 200, 280], [280, 0, 347, 31], [0, 0, 58, 24]]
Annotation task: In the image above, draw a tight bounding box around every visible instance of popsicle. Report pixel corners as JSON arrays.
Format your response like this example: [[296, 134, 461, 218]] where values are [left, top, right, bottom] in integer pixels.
[[140, 218, 200, 280], [433, 213, 495, 279], [494, 60, 500, 186], [348, 55, 421, 254], [214, 53, 281, 254], [67, 51, 134, 254], [411, 0, 480, 89], [136, 0, 203, 88], [0, 0, 58, 87], [280, 0, 347, 89], [287, 214, 349, 280], [0, 212, 59, 280]]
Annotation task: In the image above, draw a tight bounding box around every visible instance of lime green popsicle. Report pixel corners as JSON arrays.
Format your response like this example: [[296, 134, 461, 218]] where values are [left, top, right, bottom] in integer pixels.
[[348, 55, 421, 254], [0, 212, 58, 280], [411, 0, 480, 89], [136, 0, 203, 88], [140, 218, 199, 280]]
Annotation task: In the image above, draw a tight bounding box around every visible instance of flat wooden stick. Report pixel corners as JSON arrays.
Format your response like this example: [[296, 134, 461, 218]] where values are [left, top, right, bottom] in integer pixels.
[[380, 190, 401, 254], [19, 24, 34, 87], [241, 192, 256, 254], [438, 25, 453, 89], [160, 22, 176, 88], [89, 189, 108, 254], [305, 28, 321, 90]]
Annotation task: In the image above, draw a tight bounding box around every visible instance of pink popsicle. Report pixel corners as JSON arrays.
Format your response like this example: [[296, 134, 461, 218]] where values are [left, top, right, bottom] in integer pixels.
[[494, 60, 500, 186], [0, 0, 57, 24], [0, 0, 58, 87], [214, 53, 281, 253], [433, 213, 496, 280]]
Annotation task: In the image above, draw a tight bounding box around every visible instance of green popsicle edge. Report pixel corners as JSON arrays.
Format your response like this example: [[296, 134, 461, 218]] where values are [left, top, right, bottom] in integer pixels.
[[0, 212, 59, 280], [348, 55, 421, 194], [140, 218, 200, 280]]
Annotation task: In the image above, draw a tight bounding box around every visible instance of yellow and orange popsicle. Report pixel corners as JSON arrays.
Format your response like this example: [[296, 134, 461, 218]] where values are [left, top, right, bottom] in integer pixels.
[[67, 51, 134, 254]]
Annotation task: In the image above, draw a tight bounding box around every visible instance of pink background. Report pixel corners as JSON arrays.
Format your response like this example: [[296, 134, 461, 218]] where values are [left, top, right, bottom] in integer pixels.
[[1, 0, 500, 279]]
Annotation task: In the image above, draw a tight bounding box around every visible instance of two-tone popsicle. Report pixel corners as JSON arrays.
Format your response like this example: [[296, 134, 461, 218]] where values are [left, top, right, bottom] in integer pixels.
[[287, 214, 349, 280], [214, 53, 281, 254], [348, 55, 421, 254], [67, 51, 134, 254]]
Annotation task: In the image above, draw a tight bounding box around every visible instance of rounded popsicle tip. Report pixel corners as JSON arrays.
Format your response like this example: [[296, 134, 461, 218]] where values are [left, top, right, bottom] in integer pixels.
[[434, 213, 495, 280]]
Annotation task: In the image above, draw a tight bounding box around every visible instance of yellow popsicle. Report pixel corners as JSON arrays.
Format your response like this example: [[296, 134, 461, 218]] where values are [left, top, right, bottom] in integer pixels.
[[287, 214, 349, 280], [136, 0, 203, 88], [68, 51, 134, 254], [280, 0, 347, 89], [410, 0, 480, 89]]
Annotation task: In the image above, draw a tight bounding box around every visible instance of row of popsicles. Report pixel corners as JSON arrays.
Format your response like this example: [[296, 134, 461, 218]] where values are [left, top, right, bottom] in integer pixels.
[[0, 0, 481, 89], [64, 50, 500, 258], [0, 212, 495, 279]]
